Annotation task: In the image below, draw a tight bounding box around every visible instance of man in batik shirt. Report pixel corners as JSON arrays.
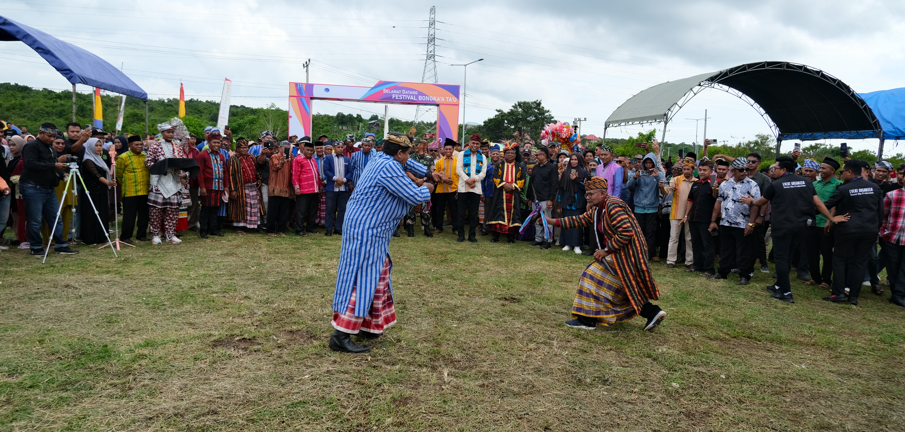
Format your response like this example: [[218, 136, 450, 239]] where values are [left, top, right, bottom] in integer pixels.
[[404, 139, 435, 237]]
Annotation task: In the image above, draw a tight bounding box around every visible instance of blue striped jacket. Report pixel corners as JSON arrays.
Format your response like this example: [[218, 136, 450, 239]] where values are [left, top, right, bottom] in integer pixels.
[[333, 153, 432, 316], [350, 150, 373, 187]]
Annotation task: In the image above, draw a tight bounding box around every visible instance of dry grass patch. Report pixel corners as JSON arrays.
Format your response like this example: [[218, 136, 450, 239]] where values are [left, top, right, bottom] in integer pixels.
[[1, 227, 905, 430]]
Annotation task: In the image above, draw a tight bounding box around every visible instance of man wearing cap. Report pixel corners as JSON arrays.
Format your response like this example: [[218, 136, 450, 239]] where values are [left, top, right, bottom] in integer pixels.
[[708, 158, 762, 285], [254, 131, 277, 230], [329, 129, 435, 353], [196, 126, 214, 152], [594, 144, 623, 201], [226, 138, 261, 234], [350, 136, 374, 188], [324, 140, 353, 236], [19, 122, 79, 256], [487, 142, 525, 243], [528, 147, 558, 249], [480, 143, 502, 236], [341, 134, 359, 158], [455, 134, 488, 243], [266, 140, 294, 236], [431, 139, 459, 234], [116, 135, 150, 243], [195, 135, 227, 238], [804, 157, 843, 290], [404, 139, 435, 237], [742, 156, 847, 303], [545, 176, 667, 331], [291, 138, 320, 236], [659, 160, 696, 269], [145, 121, 189, 244]]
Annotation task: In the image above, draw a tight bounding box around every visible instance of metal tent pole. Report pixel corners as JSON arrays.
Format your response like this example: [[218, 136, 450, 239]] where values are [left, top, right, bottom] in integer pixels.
[[72, 84, 77, 122], [878, 130, 885, 162], [775, 137, 782, 159], [145, 101, 149, 138]]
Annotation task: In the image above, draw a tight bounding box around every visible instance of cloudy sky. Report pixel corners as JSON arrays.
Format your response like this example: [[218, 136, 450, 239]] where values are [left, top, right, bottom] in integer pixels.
[[3, 0, 905, 153]]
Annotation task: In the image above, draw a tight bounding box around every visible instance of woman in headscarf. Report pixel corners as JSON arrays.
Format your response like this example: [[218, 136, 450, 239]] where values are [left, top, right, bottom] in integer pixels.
[[79, 138, 116, 244], [8, 135, 28, 247], [557, 152, 589, 254], [110, 135, 128, 219]]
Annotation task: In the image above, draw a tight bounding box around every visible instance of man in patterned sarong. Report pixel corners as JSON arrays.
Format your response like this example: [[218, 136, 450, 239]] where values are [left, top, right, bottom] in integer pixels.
[[329, 128, 435, 353], [547, 176, 667, 331], [487, 142, 526, 243]]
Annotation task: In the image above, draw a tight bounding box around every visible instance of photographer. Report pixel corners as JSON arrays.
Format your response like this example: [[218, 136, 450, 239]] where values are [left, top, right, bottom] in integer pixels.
[[256, 131, 277, 229], [19, 123, 78, 255]]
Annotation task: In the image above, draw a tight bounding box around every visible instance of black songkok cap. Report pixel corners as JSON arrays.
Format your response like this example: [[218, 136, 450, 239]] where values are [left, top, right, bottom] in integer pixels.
[[127, 135, 143, 144], [822, 157, 840, 171]]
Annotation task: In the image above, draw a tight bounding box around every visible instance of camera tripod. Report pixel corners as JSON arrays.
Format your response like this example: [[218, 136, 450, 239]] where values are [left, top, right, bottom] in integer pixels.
[[43, 163, 118, 263]]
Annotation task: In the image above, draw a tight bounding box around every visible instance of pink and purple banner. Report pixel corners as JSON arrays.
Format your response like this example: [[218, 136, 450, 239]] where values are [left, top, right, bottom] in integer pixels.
[[289, 81, 461, 142]]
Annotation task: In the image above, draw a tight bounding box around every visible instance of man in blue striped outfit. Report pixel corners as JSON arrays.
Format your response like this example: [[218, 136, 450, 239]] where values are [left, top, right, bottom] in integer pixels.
[[329, 128, 435, 353]]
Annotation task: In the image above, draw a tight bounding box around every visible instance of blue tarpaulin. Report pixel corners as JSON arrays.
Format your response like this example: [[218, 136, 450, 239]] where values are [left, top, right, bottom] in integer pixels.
[[859, 88, 905, 141], [0, 16, 147, 100]]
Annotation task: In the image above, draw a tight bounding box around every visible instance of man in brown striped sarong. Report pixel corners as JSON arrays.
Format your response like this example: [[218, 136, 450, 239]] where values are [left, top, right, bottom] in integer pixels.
[[546, 176, 667, 331]]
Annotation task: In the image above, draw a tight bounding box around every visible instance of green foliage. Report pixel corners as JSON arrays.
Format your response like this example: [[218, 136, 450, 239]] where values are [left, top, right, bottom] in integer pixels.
[[471, 100, 555, 142]]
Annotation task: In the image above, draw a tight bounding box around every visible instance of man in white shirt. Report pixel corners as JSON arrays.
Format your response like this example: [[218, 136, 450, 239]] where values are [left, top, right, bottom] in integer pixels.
[[455, 134, 488, 243]]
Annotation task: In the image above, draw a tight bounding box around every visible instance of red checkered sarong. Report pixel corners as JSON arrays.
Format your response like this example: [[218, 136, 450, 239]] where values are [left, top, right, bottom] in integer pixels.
[[331, 256, 397, 335], [234, 183, 261, 228]]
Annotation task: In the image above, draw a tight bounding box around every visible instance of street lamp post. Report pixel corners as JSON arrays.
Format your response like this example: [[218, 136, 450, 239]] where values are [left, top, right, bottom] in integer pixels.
[[451, 58, 483, 141]]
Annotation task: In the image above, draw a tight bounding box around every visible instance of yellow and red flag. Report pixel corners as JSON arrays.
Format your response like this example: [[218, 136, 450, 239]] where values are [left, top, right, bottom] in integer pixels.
[[93, 88, 103, 128], [179, 83, 186, 118]]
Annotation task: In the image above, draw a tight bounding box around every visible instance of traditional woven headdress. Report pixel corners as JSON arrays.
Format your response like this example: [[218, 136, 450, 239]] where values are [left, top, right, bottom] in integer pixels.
[[585, 176, 608, 191]]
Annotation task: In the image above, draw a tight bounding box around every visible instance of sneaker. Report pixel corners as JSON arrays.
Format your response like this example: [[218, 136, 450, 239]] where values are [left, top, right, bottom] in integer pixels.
[[54, 246, 79, 255], [760, 265, 769, 273], [19, 242, 31, 250], [30, 248, 45, 256], [773, 292, 795, 303], [643, 310, 667, 331], [861, 281, 872, 287], [540, 241, 551, 250], [730, 268, 739, 273], [562, 245, 571, 251], [565, 319, 596, 330], [823, 294, 848, 303], [152, 236, 162, 245], [736, 277, 750, 286], [0, 245, 7, 250], [573, 246, 582, 254], [168, 237, 182, 244], [765, 284, 778, 294]]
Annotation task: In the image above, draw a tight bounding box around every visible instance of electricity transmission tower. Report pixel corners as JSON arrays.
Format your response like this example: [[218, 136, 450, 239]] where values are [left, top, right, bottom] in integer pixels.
[[413, 6, 438, 129]]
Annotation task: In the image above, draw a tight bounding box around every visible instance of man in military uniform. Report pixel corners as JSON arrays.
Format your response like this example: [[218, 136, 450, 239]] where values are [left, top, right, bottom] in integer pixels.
[[404, 138, 436, 237]]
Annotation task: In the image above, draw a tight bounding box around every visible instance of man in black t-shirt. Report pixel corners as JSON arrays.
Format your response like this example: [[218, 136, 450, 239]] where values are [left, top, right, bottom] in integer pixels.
[[742, 156, 844, 303], [821, 160, 884, 305], [684, 161, 718, 276]]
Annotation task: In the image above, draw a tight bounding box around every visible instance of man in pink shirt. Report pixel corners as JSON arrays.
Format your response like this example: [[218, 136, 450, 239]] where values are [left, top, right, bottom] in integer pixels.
[[594, 143, 623, 199], [292, 138, 321, 236]]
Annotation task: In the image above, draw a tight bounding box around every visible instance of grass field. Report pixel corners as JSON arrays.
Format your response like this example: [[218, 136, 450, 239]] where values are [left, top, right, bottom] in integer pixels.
[[1, 226, 905, 431]]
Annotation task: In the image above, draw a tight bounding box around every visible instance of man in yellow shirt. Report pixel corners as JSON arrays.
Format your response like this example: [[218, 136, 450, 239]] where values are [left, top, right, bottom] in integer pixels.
[[431, 139, 458, 234], [116, 136, 150, 243], [659, 160, 696, 269]]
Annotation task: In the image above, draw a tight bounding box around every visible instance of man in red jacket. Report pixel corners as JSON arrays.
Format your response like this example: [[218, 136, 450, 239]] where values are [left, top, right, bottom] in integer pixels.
[[195, 136, 226, 238]]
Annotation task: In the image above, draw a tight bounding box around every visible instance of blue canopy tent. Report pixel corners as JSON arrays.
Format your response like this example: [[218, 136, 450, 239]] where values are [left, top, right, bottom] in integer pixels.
[[0, 15, 150, 134], [860, 88, 905, 159]]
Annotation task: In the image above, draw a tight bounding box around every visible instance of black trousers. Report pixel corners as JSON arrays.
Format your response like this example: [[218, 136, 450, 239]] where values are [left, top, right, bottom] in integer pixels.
[[294, 193, 319, 232], [325, 191, 350, 232], [634, 212, 658, 258], [772, 226, 807, 293], [753, 223, 768, 266], [457, 192, 481, 237], [199, 205, 220, 233], [657, 213, 671, 259], [432, 192, 458, 232], [689, 222, 716, 274], [718, 226, 754, 278], [806, 226, 834, 285], [832, 231, 876, 299], [880, 239, 905, 302], [267, 196, 293, 233], [120, 195, 148, 241]]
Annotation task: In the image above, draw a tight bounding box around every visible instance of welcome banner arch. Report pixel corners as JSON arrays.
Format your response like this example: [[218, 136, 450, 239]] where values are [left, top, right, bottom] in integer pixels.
[[289, 81, 460, 142]]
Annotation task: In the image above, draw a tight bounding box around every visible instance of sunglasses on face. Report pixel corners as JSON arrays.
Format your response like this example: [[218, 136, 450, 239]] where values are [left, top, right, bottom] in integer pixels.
[[747, 159, 759, 164]]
